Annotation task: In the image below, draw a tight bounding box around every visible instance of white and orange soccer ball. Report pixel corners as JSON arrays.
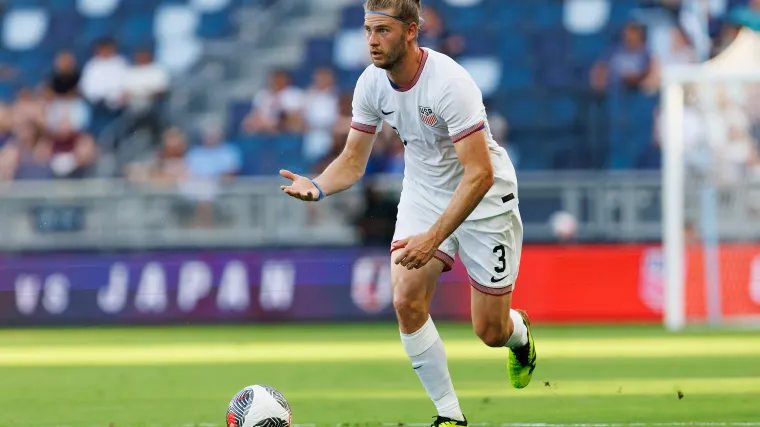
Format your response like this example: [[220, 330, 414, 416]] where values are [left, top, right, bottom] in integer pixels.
[[226, 385, 292, 427]]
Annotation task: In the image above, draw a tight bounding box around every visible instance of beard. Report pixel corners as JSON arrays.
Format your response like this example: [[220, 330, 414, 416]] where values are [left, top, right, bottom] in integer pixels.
[[372, 41, 408, 70]]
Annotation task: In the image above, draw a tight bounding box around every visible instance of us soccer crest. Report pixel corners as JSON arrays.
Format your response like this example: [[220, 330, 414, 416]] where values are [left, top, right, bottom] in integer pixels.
[[419, 106, 438, 126]]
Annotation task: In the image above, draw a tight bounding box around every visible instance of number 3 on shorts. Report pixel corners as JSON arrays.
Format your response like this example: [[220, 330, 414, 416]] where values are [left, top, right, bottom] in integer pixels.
[[493, 244, 506, 274]]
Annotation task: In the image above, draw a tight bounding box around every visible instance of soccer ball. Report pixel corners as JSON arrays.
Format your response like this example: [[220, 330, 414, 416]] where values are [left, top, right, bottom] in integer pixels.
[[226, 385, 292, 427]]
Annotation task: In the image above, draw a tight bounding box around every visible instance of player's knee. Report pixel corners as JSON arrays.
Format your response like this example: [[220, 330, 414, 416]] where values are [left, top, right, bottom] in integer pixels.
[[393, 291, 426, 318], [474, 322, 510, 348]]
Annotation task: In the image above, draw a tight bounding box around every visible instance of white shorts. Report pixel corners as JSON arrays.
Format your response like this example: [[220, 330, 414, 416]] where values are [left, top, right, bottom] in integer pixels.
[[390, 191, 523, 296]]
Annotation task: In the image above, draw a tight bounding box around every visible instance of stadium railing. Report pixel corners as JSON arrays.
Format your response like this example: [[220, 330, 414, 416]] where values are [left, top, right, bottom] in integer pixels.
[[0, 170, 694, 251]]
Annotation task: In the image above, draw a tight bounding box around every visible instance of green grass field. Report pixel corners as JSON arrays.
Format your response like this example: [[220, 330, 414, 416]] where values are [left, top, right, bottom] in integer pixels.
[[0, 323, 759, 427]]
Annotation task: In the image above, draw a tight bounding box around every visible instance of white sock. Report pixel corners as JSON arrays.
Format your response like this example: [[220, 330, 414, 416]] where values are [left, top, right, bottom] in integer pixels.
[[505, 309, 529, 348], [400, 316, 464, 421]]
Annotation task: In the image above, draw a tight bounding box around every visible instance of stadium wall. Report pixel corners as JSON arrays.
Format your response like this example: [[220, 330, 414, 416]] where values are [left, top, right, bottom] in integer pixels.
[[1, 245, 758, 326]]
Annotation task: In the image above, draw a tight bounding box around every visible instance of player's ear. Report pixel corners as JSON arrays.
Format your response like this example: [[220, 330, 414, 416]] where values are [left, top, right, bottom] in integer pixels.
[[407, 22, 418, 42]]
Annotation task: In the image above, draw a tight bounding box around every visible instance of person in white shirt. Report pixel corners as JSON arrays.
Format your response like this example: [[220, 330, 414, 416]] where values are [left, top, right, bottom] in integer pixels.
[[302, 66, 340, 161], [80, 38, 128, 110], [279, 1, 536, 425], [242, 70, 304, 134], [123, 47, 170, 115]]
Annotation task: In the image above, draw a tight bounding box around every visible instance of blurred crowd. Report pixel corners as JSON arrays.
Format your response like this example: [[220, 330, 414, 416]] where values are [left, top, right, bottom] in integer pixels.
[[1, 0, 760, 232], [590, 0, 760, 178]]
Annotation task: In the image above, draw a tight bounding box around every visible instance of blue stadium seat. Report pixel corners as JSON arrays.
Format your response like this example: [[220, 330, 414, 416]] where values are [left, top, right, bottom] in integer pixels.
[[548, 96, 578, 126], [305, 37, 335, 67], [460, 29, 496, 56], [498, 31, 527, 58], [6, 0, 43, 6], [119, 14, 155, 48], [47, 11, 83, 49], [533, 2, 563, 30], [227, 100, 252, 138], [198, 10, 234, 39], [500, 65, 533, 90], [340, 5, 365, 28], [47, 0, 76, 12], [439, 3, 489, 32]]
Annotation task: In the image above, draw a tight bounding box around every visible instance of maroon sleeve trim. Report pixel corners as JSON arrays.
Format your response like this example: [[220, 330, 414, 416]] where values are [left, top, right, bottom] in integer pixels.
[[451, 121, 486, 143], [351, 121, 377, 134]]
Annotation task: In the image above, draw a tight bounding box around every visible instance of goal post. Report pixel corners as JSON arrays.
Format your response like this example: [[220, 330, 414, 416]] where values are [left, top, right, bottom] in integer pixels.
[[661, 27, 760, 331]]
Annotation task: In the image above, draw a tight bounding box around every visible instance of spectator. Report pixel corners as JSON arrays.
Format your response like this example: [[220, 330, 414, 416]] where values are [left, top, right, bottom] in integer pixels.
[[0, 121, 53, 180], [419, 5, 464, 59], [13, 88, 46, 128], [121, 46, 170, 144], [643, 26, 698, 92], [591, 22, 654, 92], [182, 123, 242, 226], [44, 51, 91, 133], [46, 51, 81, 99], [80, 37, 129, 134], [0, 103, 13, 149], [185, 123, 241, 182], [47, 115, 98, 179], [242, 69, 304, 135], [126, 127, 189, 187], [302, 67, 339, 162]]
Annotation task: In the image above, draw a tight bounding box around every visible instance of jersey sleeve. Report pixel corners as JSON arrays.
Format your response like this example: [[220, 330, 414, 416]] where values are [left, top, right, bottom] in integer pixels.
[[350, 70, 383, 134], [436, 77, 486, 143]]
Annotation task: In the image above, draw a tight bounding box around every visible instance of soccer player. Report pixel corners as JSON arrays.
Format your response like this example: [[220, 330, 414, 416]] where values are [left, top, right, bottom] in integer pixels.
[[279, 1, 536, 425]]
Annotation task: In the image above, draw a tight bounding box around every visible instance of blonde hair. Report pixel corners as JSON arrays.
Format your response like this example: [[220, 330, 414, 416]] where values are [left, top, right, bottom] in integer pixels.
[[364, 0, 423, 27]]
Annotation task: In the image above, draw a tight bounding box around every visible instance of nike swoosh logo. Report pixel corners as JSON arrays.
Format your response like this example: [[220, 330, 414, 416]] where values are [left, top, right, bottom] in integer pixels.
[[490, 276, 508, 283], [413, 365, 422, 370], [381, 109, 394, 115]]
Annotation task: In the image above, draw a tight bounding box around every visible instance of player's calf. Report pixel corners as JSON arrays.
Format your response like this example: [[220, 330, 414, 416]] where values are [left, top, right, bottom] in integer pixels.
[[391, 256, 465, 422], [473, 319, 512, 348]]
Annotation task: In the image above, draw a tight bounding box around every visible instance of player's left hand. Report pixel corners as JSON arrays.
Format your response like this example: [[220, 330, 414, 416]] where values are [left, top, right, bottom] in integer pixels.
[[392, 232, 440, 270]]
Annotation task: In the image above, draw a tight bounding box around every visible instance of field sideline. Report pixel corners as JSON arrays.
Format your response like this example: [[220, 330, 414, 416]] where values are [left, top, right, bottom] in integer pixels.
[[0, 323, 758, 427]]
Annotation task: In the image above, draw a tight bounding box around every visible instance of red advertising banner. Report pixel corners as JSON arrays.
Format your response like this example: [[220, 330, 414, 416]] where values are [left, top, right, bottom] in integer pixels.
[[482, 245, 664, 323]]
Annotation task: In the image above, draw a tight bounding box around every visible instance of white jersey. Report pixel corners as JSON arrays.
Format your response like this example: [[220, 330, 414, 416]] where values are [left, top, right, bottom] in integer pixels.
[[350, 48, 518, 221]]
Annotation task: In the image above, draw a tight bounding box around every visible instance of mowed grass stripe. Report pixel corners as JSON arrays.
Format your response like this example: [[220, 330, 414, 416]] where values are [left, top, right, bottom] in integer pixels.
[[283, 377, 760, 399], [2, 337, 760, 366]]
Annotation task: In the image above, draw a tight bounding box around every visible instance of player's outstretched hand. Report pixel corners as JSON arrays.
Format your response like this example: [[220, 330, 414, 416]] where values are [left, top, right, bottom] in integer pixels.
[[280, 169, 320, 201], [392, 232, 439, 270]]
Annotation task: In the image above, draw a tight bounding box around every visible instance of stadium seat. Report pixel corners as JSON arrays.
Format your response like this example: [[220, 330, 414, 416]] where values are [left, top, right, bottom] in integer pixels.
[[533, 2, 563, 30], [198, 10, 234, 39], [77, 0, 120, 18], [47, 0, 77, 12], [305, 37, 335, 67], [439, 3, 489, 32], [190, 0, 232, 13], [119, 14, 155, 48], [500, 65, 533, 90], [563, 0, 609, 34], [333, 29, 371, 70], [460, 29, 496, 56], [3, 8, 49, 51], [156, 37, 202, 75], [340, 4, 366, 28], [154, 4, 200, 41], [458, 56, 501, 98]]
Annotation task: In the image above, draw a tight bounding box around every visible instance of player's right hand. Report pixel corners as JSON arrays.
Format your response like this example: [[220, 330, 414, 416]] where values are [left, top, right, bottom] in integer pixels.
[[279, 169, 320, 201]]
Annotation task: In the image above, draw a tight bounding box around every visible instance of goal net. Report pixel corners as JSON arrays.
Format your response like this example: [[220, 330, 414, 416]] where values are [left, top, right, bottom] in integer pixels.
[[662, 27, 760, 331]]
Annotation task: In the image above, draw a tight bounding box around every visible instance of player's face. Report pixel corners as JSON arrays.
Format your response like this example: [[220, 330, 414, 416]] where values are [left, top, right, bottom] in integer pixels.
[[364, 11, 410, 70]]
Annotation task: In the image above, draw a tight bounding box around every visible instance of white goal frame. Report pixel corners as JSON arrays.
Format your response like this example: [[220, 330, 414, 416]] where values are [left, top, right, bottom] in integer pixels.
[[661, 63, 760, 331]]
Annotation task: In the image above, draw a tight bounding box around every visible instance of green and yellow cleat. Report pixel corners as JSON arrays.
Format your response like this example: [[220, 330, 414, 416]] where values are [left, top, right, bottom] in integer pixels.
[[431, 415, 467, 427], [507, 309, 537, 389]]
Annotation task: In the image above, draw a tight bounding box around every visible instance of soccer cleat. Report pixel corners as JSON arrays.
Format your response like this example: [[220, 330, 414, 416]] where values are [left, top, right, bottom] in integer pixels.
[[507, 309, 537, 389], [431, 415, 468, 427]]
